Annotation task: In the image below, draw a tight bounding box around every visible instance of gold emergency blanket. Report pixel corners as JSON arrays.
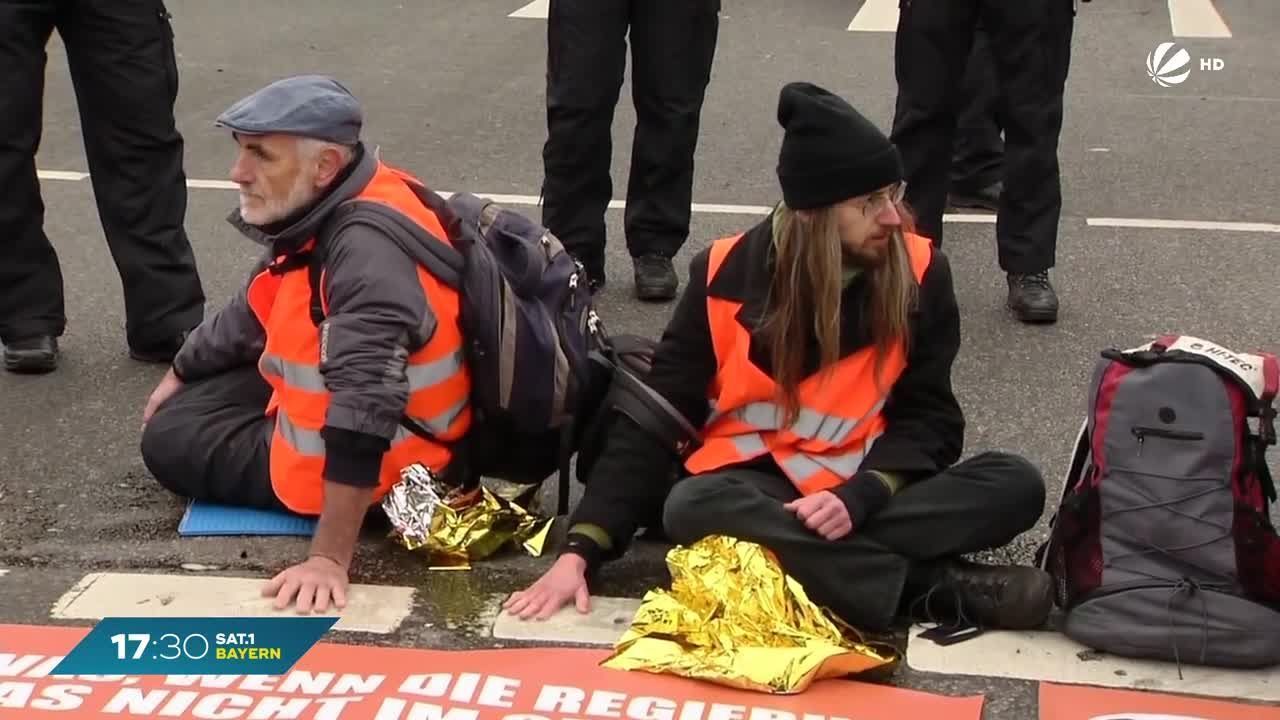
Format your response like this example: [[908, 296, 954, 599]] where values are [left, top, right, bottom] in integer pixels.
[[602, 535, 899, 694], [382, 463, 555, 569]]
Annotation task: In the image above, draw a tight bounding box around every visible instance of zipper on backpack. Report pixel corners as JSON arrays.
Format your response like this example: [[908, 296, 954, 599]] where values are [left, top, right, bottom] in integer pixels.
[[1131, 425, 1205, 454]]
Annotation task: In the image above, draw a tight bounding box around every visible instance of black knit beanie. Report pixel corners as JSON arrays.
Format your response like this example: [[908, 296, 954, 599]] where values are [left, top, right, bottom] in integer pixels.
[[776, 82, 903, 210]]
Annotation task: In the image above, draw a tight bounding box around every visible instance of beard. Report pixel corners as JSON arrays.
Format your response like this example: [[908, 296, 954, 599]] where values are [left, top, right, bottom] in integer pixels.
[[239, 169, 321, 226], [843, 230, 894, 268]]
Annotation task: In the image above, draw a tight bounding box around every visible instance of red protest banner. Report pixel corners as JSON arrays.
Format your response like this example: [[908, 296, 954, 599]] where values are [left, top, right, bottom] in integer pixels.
[[0, 623, 983, 720], [1039, 682, 1280, 720]]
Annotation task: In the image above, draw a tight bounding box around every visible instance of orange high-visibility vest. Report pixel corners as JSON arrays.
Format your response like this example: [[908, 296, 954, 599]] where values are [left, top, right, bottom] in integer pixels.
[[683, 231, 933, 495], [245, 162, 472, 515]]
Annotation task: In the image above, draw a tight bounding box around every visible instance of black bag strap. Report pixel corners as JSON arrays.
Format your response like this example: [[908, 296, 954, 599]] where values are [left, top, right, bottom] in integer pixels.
[[608, 367, 701, 458]]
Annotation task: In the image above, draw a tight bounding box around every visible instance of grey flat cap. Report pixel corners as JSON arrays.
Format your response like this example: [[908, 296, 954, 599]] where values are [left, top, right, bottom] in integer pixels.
[[216, 75, 362, 144]]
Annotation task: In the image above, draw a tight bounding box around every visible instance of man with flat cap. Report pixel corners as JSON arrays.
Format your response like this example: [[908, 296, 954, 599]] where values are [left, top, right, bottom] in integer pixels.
[[140, 75, 475, 613]]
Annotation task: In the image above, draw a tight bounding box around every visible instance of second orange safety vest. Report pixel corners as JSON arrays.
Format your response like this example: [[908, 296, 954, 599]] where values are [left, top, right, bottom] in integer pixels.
[[684, 231, 933, 495], [246, 162, 472, 515]]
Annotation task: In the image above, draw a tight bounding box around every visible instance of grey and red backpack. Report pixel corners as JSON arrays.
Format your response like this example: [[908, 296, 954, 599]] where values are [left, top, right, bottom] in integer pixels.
[[1038, 335, 1280, 669]]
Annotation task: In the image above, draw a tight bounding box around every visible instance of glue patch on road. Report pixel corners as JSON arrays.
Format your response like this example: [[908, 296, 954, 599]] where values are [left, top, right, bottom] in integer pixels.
[[491, 595, 641, 645], [50, 572, 414, 634], [906, 625, 1280, 702]]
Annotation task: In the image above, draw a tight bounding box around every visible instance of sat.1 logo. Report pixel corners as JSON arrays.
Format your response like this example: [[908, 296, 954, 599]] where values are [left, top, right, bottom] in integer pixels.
[[1145, 41, 1224, 87]]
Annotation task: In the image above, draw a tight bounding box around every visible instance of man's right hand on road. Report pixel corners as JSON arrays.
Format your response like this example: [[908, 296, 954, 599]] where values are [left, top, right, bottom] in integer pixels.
[[503, 553, 591, 620], [142, 367, 184, 426]]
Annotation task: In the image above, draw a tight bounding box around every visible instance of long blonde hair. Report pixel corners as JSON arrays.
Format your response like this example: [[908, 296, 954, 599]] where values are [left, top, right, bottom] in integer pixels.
[[760, 202, 919, 424]]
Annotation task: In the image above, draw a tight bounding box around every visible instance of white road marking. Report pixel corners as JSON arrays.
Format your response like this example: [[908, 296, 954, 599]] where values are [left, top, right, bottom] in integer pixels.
[[1088, 217, 1279, 233], [491, 595, 641, 645], [51, 572, 415, 634], [36, 170, 89, 181], [35, 168, 1276, 229], [0, 569, 9, 577], [187, 178, 238, 189], [906, 624, 1279, 702], [847, 0, 899, 32], [846, 1, 1233, 39], [1169, 0, 1232, 38], [509, 0, 549, 19]]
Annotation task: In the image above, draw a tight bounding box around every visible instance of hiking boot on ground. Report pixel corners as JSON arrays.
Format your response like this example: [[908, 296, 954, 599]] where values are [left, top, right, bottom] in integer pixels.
[[1007, 270, 1059, 324], [634, 254, 678, 302], [936, 559, 1055, 630], [4, 336, 59, 374]]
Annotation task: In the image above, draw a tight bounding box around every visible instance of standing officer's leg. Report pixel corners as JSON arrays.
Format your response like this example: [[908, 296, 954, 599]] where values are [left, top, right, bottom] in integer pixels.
[[950, 24, 1003, 211], [540, 0, 630, 292], [624, 0, 720, 302], [982, 0, 1075, 323], [59, 0, 206, 359], [889, 0, 981, 246], [0, 1, 62, 373]]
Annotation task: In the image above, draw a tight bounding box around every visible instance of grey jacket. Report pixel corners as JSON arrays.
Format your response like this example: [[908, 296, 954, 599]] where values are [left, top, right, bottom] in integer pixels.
[[172, 144, 441, 487]]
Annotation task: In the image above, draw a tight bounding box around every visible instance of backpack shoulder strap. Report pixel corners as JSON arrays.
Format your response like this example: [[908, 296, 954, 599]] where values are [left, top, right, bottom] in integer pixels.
[[307, 185, 468, 325]]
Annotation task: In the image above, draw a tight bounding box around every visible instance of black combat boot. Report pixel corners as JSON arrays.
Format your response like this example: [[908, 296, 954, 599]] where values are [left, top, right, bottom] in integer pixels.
[[1007, 270, 1059, 324], [3, 336, 59, 374], [633, 254, 678, 302]]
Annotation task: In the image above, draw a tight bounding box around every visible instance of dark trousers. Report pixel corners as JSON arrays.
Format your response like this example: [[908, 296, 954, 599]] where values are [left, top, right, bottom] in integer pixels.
[[540, 0, 720, 276], [891, 0, 1075, 273], [0, 0, 205, 347], [140, 365, 285, 512], [951, 27, 1003, 191], [661, 452, 1046, 631]]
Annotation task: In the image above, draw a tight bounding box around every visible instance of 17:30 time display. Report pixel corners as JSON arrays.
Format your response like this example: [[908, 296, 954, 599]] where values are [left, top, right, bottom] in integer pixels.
[[111, 632, 213, 661]]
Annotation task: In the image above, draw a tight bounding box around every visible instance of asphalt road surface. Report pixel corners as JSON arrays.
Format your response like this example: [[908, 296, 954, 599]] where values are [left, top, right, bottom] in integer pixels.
[[1, 1, 1278, 718]]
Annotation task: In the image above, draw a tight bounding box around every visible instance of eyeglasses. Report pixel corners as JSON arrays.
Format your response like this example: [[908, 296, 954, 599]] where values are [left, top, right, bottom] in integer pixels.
[[860, 182, 906, 218]]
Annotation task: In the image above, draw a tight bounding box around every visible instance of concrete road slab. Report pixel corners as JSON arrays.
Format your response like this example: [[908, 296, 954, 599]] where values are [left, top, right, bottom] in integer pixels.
[[907, 624, 1280, 702], [49, 572, 416, 634], [491, 596, 642, 646]]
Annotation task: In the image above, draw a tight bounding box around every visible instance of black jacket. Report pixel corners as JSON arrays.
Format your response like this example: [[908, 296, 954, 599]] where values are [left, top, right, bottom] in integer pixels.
[[566, 214, 965, 567]]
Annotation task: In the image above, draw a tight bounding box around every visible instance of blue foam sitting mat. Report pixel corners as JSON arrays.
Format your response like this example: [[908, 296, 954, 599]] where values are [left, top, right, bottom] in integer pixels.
[[178, 500, 317, 537]]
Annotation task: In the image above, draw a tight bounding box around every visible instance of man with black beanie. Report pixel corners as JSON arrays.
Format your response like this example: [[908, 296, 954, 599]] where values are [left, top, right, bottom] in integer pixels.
[[538, 0, 721, 302], [504, 81, 1055, 637], [890, 0, 1077, 324]]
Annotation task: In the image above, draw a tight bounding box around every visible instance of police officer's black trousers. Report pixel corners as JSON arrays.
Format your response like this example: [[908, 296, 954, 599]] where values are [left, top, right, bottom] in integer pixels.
[[661, 452, 1047, 632], [0, 0, 205, 348], [891, 0, 1075, 274], [951, 26, 1003, 192], [540, 0, 720, 276]]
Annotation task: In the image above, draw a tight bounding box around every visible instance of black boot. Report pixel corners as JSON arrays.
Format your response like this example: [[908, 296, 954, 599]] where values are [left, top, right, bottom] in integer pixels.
[[633, 254, 678, 302], [1006, 271, 1059, 324], [908, 559, 1054, 631], [3, 336, 59, 374]]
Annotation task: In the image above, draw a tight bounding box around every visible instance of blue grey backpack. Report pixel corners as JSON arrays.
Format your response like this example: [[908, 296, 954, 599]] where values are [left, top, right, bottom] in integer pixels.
[[314, 175, 696, 513], [1038, 335, 1280, 670]]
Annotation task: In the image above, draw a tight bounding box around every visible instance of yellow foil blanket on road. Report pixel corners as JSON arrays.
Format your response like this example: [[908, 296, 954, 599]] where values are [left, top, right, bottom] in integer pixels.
[[602, 535, 899, 694]]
